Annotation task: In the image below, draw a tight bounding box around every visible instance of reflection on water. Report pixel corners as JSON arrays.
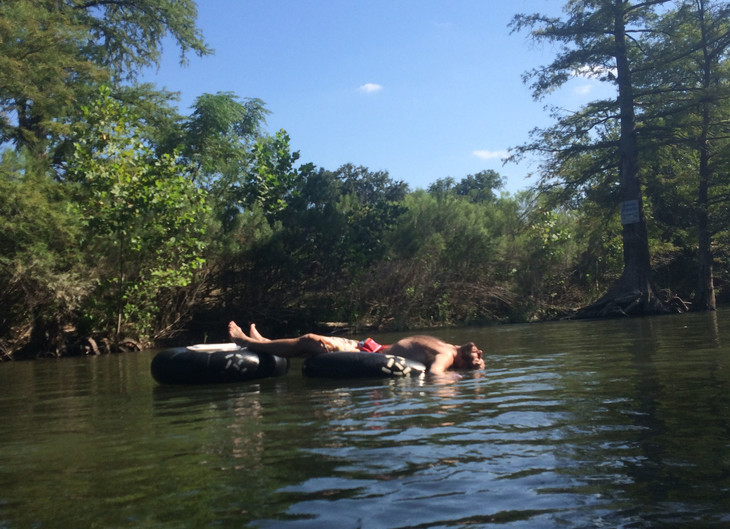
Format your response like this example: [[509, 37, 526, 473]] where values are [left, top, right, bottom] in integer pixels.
[[2, 310, 730, 528]]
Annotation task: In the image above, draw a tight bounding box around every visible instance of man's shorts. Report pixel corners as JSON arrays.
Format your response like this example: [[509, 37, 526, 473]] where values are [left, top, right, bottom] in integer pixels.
[[320, 336, 360, 352], [319, 336, 385, 353]]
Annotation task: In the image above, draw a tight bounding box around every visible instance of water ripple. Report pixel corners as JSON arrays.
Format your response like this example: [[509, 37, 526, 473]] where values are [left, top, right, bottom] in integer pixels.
[[3, 312, 730, 528]]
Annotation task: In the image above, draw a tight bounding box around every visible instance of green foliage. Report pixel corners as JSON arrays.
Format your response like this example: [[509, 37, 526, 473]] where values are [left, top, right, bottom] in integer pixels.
[[428, 170, 505, 203], [275, 163, 407, 274], [640, 0, 730, 308], [68, 87, 209, 341], [251, 130, 312, 215], [0, 0, 209, 156], [355, 191, 508, 327], [0, 150, 87, 356], [175, 92, 269, 187], [0, 0, 103, 153], [76, 0, 210, 80], [217, 164, 408, 330]]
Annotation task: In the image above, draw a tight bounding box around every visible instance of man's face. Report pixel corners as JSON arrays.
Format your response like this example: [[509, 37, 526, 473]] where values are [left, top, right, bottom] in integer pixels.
[[457, 343, 484, 370]]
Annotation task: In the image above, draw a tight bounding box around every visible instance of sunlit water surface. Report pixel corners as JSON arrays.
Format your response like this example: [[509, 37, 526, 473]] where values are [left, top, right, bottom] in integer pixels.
[[2, 310, 730, 528]]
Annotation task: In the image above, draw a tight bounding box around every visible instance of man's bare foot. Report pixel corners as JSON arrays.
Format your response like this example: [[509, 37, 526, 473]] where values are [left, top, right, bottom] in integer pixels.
[[250, 323, 269, 342], [228, 321, 251, 346]]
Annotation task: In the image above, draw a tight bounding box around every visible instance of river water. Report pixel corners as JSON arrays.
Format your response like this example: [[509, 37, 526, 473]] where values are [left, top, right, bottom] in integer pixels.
[[2, 310, 730, 528]]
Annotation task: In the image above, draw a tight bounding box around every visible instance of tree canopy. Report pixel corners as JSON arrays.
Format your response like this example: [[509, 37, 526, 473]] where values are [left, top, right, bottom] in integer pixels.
[[0, 0, 210, 157]]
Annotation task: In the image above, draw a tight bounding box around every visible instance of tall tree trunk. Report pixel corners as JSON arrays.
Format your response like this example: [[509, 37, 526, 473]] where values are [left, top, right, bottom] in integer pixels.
[[578, 0, 668, 318], [693, 0, 716, 311], [695, 160, 715, 310], [614, 0, 655, 299]]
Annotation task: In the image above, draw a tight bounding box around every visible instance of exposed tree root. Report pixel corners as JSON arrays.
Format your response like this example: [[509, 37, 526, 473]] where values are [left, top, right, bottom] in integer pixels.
[[575, 287, 687, 319]]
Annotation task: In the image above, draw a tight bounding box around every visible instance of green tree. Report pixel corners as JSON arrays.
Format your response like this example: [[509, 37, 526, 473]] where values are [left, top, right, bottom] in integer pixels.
[[362, 190, 508, 328], [171, 92, 269, 188], [277, 164, 407, 276], [643, 0, 730, 310], [158, 91, 276, 236], [250, 130, 312, 216], [0, 0, 209, 159], [428, 170, 505, 203], [68, 87, 209, 343], [511, 0, 673, 317], [219, 164, 407, 331], [0, 150, 86, 357], [0, 0, 100, 157]]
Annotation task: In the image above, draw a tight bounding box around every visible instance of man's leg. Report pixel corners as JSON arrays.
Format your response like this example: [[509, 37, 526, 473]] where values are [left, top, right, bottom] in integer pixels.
[[228, 321, 327, 358]]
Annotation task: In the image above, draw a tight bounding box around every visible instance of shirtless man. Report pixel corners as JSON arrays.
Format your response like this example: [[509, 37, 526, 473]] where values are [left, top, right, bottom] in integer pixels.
[[228, 321, 484, 375]]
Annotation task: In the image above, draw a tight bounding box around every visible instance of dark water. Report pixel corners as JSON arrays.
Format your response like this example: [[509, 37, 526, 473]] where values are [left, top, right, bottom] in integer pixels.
[[2, 310, 730, 528]]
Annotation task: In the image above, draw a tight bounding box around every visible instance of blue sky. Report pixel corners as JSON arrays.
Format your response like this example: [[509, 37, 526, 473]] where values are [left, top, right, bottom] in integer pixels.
[[142, 0, 612, 194]]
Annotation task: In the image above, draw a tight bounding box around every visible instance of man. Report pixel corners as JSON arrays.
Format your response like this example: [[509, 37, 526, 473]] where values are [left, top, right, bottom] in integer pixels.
[[228, 321, 485, 375]]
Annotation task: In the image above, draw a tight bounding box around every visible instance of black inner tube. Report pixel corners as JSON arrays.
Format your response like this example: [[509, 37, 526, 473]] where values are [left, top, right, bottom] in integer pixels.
[[302, 351, 427, 379], [151, 345, 289, 384]]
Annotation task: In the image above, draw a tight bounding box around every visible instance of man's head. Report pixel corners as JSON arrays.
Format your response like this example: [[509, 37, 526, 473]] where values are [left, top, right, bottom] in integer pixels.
[[455, 342, 484, 370]]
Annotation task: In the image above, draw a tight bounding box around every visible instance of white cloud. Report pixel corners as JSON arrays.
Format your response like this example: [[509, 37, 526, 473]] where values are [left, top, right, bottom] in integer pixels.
[[359, 83, 383, 93], [574, 84, 592, 95], [473, 149, 508, 160], [574, 64, 617, 80]]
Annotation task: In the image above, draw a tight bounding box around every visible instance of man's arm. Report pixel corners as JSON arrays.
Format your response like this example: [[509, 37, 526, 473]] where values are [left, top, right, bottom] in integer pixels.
[[388, 335, 461, 375], [428, 351, 455, 375]]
